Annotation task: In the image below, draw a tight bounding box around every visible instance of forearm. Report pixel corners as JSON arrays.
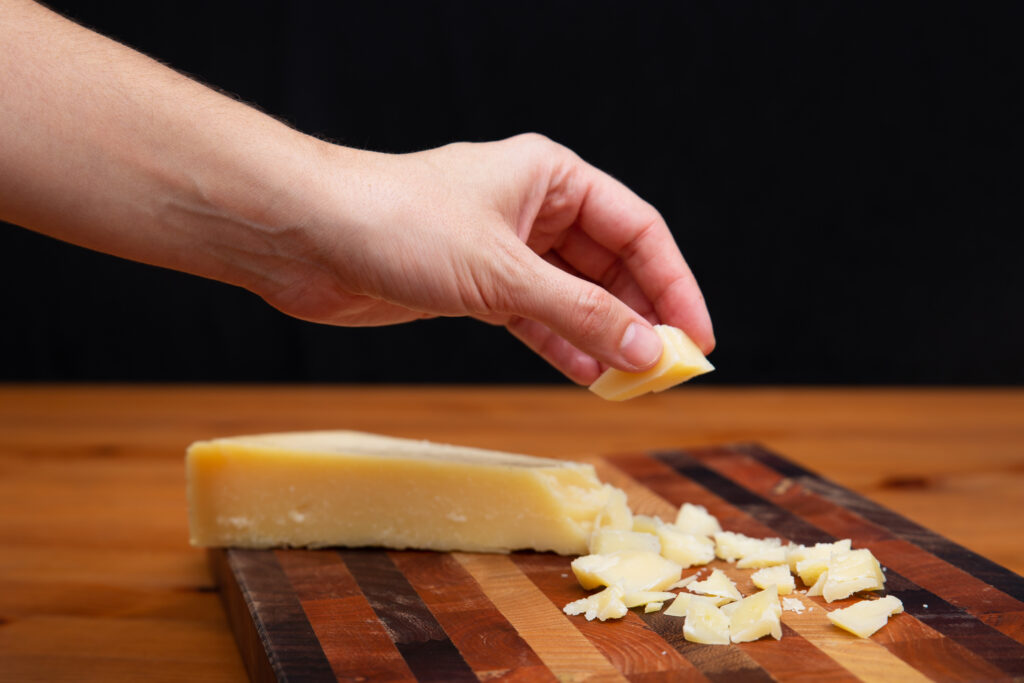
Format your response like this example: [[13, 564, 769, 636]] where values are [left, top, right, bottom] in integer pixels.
[[0, 0, 332, 293]]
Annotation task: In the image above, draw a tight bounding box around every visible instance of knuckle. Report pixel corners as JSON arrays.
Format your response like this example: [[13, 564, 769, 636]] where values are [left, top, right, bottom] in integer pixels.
[[571, 287, 614, 342]]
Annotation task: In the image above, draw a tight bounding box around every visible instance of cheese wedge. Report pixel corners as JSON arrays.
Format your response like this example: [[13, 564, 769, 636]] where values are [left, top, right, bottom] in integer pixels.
[[186, 430, 623, 554], [588, 325, 714, 401]]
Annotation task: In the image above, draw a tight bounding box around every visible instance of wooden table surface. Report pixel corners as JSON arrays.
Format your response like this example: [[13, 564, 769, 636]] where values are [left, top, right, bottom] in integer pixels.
[[1, 384, 1022, 682]]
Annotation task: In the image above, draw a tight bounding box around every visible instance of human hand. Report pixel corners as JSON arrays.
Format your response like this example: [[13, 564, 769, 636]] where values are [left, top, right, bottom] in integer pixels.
[[255, 134, 714, 384], [0, 2, 710, 385]]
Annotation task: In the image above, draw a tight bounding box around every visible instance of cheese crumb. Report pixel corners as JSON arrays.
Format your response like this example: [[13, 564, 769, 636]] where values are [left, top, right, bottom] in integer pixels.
[[781, 597, 806, 613]]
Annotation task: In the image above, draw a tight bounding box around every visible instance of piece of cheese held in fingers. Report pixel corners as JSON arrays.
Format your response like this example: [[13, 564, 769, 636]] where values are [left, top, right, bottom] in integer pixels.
[[589, 325, 714, 401], [186, 430, 629, 555]]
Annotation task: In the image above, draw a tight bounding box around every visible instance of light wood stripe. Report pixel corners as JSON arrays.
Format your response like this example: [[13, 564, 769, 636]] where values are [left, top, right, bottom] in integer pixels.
[[776, 595, 932, 683], [454, 552, 627, 683]]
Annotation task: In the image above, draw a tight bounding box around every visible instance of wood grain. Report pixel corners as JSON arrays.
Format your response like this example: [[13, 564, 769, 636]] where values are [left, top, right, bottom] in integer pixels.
[[1, 384, 1022, 681]]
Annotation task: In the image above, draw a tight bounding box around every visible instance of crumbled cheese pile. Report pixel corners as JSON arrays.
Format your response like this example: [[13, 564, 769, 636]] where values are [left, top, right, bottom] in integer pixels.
[[562, 502, 902, 643]]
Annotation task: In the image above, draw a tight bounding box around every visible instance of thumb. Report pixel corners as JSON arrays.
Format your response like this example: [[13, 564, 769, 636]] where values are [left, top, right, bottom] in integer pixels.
[[506, 259, 664, 375]]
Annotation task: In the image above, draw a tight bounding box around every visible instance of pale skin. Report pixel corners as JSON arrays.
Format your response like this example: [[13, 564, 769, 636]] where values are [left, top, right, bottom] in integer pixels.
[[0, 0, 713, 384]]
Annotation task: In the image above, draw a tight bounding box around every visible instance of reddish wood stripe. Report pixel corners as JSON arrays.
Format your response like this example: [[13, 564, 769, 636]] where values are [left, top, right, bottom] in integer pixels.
[[276, 550, 415, 682], [339, 549, 476, 682], [390, 550, 555, 681], [642, 449, 1024, 679]]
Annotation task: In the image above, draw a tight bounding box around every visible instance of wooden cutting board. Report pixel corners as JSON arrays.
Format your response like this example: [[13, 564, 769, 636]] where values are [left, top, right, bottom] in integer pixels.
[[208, 443, 1024, 682]]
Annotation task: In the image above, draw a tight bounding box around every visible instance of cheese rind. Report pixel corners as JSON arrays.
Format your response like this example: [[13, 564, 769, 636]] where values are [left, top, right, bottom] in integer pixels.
[[186, 430, 622, 555], [588, 325, 714, 401]]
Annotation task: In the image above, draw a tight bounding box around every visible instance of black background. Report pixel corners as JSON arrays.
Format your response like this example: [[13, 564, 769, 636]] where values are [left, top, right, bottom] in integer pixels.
[[3, 1, 1022, 384]]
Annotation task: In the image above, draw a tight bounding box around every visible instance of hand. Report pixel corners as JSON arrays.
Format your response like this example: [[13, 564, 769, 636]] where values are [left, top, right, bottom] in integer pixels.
[[252, 134, 714, 384], [0, 1, 712, 385]]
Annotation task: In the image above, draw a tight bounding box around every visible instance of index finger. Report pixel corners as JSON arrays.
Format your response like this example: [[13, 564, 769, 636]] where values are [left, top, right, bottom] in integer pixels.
[[567, 162, 715, 353]]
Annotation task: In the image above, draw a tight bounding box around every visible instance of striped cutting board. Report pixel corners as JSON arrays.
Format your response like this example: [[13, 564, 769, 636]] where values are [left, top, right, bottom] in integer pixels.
[[209, 443, 1024, 682]]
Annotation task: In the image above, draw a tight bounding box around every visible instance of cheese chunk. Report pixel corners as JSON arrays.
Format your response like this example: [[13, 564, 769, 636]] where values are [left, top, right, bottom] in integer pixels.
[[622, 590, 677, 608], [827, 596, 904, 638], [822, 549, 886, 602], [571, 551, 682, 593], [187, 430, 624, 554], [674, 503, 722, 536], [729, 585, 783, 643], [631, 514, 664, 535], [563, 586, 628, 622], [688, 568, 742, 604], [714, 531, 782, 564], [664, 591, 695, 617], [790, 539, 852, 585], [751, 565, 796, 595], [684, 596, 732, 645], [589, 529, 661, 555], [656, 526, 716, 567], [588, 325, 714, 401]]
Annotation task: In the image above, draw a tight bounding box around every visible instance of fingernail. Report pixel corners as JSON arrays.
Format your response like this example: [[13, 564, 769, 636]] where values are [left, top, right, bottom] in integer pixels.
[[619, 322, 662, 370]]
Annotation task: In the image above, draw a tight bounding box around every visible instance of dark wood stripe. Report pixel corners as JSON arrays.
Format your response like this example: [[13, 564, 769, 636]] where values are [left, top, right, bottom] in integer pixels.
[[511, 552, 704, 680], [390, 550, 555, 681], [339, 549, 477, 682], [637, 610, 774, 683], [697, 446, 1024, 618], [215, 549, 336, 683], [690, 450, 1016, 680], [740, 442, 1024, 603], [276, 550, 415, 682], [648, 449, 1024, 678], [695, 445, 1024, 635]]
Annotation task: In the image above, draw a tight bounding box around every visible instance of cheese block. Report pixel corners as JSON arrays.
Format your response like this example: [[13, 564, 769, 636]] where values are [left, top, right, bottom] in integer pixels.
[[588, 325, 714, 401], [186, 430, 624, 555]]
